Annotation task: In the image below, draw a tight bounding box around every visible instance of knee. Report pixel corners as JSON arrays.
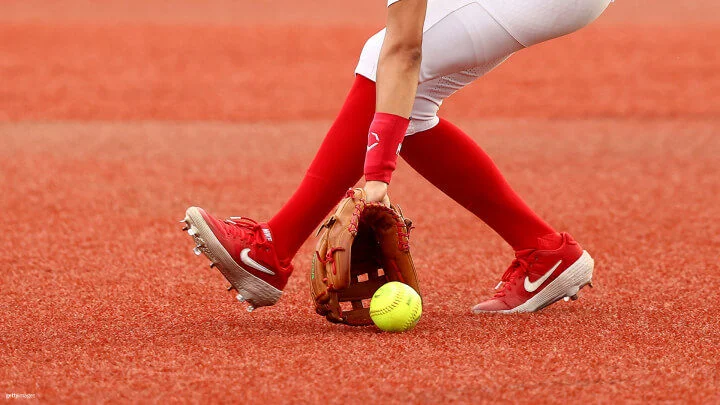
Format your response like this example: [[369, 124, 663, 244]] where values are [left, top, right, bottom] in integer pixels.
[[407, 117, 439, 136], [406, 97, 440, 136]]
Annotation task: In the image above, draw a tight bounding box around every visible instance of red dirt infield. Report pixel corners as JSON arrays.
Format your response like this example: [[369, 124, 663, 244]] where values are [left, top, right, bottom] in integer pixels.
[[1, 0, 719, 403]]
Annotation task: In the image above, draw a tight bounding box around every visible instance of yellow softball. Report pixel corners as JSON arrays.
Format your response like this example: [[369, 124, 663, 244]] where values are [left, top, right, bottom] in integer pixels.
[[369, 281, 422, 332]]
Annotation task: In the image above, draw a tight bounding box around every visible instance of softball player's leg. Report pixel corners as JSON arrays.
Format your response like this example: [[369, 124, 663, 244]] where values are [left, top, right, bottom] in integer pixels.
[[182, 76, 377, 310], [478, 0, 612, 48], [360, 0, 611, 313], [358, 2, 554, 250]]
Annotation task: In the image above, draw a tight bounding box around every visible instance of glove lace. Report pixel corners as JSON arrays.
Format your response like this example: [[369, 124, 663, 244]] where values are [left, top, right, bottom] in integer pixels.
[[316, 247, 346, 276], [348, 199, 411, 251]]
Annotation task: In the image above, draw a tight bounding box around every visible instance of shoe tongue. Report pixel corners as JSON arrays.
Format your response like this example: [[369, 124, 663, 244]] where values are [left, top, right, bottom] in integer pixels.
[[514, 248, 534, 259], [259, 225, 273, 242], [535, 232, 563, 250]]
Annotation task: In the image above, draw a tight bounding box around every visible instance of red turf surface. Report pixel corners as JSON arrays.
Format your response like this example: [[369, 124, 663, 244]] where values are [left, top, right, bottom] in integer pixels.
[[1, 0, 719, 403]]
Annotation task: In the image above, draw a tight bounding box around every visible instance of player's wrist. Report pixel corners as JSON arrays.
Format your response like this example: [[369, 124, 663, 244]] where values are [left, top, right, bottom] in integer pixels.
[[363, 112, 410, 184], [363, 180, 389, 204], [364, 172, 392, 183]]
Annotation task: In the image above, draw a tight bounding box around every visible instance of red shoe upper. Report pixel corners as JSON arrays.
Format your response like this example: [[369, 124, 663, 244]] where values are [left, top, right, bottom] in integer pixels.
[[475, 233, 583, 311], [198, 209, 293, 290]]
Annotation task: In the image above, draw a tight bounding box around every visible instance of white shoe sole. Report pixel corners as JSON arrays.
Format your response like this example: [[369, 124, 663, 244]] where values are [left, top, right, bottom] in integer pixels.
[[473, 250, 594, 314], [182, 207, 282, 309]]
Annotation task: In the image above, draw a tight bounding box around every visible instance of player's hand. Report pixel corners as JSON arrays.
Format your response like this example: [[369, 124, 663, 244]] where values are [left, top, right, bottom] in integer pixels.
[[364, 180, 391, 206]]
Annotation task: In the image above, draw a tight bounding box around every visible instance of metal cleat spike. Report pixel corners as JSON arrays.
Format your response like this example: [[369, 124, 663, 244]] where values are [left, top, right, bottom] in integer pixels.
[[210, 263, 217, 268], [588, 281, 594, 288], [187, 228, 197, 236], [226, 284, 234, 291], [570, 294, 579, 301], [182, 226, 189, 231], [179, 217, 189, 223], [236, 294, 245, 302], [563, 296, 571, 302], [193, 246, 202, 256], [246, 305, 255, 313]]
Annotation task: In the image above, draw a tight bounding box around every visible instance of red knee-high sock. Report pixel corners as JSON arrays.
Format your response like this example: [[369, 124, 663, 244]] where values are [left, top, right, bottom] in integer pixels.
[[400, 118, 559, 251], [269, 76, 376, 263]]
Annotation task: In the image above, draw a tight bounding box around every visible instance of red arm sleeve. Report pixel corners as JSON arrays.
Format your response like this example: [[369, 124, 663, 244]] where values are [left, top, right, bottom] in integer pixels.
[[364, 112, 410, 183]]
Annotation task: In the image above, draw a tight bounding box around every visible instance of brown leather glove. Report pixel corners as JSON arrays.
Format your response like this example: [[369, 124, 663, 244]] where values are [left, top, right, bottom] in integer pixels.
[[310, 188, 420, 325]]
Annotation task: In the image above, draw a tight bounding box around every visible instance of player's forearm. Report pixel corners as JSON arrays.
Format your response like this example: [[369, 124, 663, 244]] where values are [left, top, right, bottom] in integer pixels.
[[376, 0, 426, 117], [376, 43, 422, 117], [363, 0, 427, 190]]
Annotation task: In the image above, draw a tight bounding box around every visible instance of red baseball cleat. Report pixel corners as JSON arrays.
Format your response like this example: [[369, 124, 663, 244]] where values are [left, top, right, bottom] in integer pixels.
[[472, 233, 594, 314], [181, 206, 293, 311]]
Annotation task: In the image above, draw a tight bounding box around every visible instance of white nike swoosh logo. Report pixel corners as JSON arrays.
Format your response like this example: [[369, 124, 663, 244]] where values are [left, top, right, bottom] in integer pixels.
[[240, 248, 275, 276], [524, 260, 562, 293], [367, 142, 379, 152]]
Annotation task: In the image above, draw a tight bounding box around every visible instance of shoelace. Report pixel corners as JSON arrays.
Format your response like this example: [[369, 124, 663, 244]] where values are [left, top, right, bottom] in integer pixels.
[[223, 217, 268, 248], [493, 250, 534, 297]]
